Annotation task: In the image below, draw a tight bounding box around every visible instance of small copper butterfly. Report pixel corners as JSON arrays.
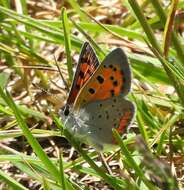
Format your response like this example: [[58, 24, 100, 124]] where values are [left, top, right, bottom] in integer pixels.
[[60, 42, 135, 151]]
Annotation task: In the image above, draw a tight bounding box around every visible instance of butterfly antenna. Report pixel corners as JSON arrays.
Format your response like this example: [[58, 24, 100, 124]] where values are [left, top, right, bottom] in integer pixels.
[[32, 83, 52, 98], [54, 55, 70, 92]]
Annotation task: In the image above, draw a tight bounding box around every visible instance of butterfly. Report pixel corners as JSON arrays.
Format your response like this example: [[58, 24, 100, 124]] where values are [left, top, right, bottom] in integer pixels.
[[60, 42, 135, 151]]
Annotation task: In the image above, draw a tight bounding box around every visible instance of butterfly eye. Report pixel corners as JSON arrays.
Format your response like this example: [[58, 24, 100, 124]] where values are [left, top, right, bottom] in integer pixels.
[[63, 105, 70, 116], [64, 109, 69, 116]]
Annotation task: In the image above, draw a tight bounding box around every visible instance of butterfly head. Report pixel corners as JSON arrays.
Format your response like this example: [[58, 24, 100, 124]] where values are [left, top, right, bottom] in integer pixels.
[[60, 104, 90, 141], [59, 104, 70, 120]]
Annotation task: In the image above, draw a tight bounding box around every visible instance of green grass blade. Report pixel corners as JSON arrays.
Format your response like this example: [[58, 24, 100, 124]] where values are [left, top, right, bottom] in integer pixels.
[[0, 87, 62, 185], [0, 5, 82, 48], [60, 7, 73, 81], [71, 19, 105, 59], [128, 0, 184, 105], [162, 0, 178, 57], [41, 20, 145, 41], [67, 0, 88, 22], [0, 72, 10, 88], [0, 0, 10, 8], [149, 44, 184, 105], [128, 0, 162, 54], [0, 169, 28, 190], [149, 113, 181, 149], [113, 129, 156, 190], [150, 0, 184, 63], [132, 95, 148, 143], [59, 153, 66, 190], [42, 177, 51, 190]]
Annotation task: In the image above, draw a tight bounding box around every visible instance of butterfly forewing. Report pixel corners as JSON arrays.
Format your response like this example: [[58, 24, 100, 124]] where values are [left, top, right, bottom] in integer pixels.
[[74, 48, 131, 110], [67, 42, 100, 105]]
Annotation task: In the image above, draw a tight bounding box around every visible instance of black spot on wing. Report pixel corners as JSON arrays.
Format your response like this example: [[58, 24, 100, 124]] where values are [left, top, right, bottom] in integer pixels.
[[110, 76, 114, 80], [79, 71, 84, 78], [110, 89, 115, 96], [113, 67, 117, 71], [88, 88, 95, 94], [113, 80, 118, 87], [96, 75, 104, 84], [105, 111, 110, 119], [76, 84, 80, 89]]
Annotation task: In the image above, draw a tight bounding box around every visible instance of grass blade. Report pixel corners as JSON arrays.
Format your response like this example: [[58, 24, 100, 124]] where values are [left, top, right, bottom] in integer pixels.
[[0, 169, 28, 190], [128, 0, 162, 54], [150, 0, 184, 63], [163, 0, 179, 57], [113, 129, 156, 190], [59, 152, 66, 190], [60, 7, 73, 81], [0, 87, 62, 185]]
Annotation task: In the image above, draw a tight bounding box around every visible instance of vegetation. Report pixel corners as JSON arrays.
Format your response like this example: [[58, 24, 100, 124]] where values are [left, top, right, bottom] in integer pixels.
[[0, 0, 183, 189]]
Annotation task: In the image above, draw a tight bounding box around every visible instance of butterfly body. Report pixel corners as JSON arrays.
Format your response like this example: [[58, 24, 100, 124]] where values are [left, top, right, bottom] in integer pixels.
[[60, 42, 135, 151]]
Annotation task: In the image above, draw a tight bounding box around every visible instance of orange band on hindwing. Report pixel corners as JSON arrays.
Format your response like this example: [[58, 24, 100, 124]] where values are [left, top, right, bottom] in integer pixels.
[[112, 111, 132, 144], [117, 111, 132, 133]]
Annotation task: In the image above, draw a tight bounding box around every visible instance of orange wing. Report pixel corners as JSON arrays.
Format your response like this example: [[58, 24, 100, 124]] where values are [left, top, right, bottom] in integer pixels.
[[67, 42, 99, 105], [74, 48, 131, 110]]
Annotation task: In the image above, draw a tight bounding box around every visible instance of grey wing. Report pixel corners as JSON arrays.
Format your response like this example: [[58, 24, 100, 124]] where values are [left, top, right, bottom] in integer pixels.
[[77, 95, 135, 150]]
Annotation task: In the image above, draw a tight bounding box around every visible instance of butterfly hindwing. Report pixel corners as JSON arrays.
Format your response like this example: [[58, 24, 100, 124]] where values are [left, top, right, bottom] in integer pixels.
[[67, 42, 100, 105], [74, 48, 131, 109], [77, 96, 135, 149]]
